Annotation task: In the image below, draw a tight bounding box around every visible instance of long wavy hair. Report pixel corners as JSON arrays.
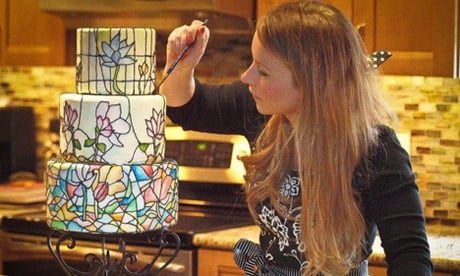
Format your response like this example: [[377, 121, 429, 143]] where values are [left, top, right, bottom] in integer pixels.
[[240, 1, 396, 275]]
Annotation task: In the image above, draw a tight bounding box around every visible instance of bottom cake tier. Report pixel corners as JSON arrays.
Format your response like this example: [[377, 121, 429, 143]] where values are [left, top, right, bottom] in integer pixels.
[[45, 158, 179, 234]]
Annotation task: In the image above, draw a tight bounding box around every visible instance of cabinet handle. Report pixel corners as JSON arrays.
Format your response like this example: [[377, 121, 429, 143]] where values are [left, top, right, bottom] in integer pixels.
[[356, 22, 366, 37]]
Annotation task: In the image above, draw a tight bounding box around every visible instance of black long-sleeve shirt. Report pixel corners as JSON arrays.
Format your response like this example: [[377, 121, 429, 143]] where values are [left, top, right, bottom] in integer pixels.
[[167, 80, 433, 275]]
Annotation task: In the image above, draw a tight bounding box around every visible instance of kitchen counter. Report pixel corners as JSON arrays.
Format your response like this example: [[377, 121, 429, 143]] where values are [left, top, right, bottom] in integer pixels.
[[193, 224, 460, 274]]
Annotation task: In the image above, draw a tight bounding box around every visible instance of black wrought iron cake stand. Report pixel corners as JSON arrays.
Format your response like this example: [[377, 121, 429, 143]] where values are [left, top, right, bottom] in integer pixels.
[[47, 228, 181, 276]]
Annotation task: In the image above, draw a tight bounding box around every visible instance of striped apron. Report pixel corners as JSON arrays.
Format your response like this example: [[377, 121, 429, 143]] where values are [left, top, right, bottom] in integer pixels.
[[233, 239, 369, 276]]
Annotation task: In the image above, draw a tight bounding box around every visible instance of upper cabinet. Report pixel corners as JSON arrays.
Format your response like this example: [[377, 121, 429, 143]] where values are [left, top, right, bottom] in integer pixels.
[[0, 0, 65, 66], [1, 0, 457, 77], [257, 0, 458, 77]]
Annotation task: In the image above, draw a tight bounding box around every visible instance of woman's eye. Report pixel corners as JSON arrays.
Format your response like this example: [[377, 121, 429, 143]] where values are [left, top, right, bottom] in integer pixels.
[[257, 67, 268, 77]]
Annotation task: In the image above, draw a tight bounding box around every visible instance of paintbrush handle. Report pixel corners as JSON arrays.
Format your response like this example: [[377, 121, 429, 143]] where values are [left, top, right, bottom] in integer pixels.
[[155, 19, 208, 92]]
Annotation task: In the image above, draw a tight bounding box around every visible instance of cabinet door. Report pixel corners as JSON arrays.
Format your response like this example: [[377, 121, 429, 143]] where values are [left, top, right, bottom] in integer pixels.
[[198, 249, 244, 276], [354, 0, 456, 77], [257, 0, 456, 77], [257, 0, 292, 17], [0, 231, 3, 274], [258, 0, 353, 18], [0, 0, 65, 65]]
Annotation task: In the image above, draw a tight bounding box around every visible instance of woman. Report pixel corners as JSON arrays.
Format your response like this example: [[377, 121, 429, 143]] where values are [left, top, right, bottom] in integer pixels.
[[160, 1, 433, 275]]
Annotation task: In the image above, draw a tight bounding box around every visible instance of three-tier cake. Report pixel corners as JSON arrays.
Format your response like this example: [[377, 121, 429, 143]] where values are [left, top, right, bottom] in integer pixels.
[[45, 28, 179, 234]]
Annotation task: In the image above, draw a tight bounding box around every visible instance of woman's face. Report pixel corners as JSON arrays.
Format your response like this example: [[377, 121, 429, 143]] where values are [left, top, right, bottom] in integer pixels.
[[241, 33, 302, 122]]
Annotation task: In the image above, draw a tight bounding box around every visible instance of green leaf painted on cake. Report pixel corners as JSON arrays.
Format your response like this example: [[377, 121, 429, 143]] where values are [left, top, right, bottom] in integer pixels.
[[97, 206, 104, 216], [96, 143, 106, 152], [137, 215, 146, 224], [73, 139, 82, 150], [127, 199, 137, 212], [139, 143, 149, 152], [85, 139, 95, 147], [126, 180, 133, 197], [51, 220, 66, 230], [104, 202, 118, 214]]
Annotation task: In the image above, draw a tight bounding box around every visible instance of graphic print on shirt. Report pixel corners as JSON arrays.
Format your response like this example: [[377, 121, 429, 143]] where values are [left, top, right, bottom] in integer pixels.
[[256, 172, 308, 270]]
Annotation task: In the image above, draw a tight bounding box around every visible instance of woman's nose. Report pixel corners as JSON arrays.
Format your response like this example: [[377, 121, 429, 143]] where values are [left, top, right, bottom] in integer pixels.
[[240, 63, 256, 85]]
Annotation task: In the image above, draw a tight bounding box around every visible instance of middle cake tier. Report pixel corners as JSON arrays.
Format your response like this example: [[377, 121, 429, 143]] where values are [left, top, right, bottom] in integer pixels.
[[59, 93, 166, 165]]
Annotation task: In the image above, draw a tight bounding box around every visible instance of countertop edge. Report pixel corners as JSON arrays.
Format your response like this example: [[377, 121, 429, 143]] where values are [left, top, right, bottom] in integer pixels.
[[193, 225, 460, 273]]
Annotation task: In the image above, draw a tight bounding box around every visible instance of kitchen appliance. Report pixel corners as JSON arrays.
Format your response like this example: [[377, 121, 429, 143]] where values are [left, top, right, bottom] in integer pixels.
[[0, 126, 254, 276], [0, 106, 37, 183]]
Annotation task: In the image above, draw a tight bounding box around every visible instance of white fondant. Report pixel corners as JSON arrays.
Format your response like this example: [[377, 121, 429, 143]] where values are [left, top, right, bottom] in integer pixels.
[[59, 93, 166, 164]]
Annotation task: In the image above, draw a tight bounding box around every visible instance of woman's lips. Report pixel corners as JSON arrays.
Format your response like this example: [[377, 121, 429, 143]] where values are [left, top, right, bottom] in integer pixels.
[[249, 89, 259, 102]]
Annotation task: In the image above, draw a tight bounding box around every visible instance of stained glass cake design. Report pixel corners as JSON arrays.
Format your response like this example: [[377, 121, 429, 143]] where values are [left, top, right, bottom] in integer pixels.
[[45, 28, 179, 234], [59, 93, 165, 164], [76, 28, 156, 95]]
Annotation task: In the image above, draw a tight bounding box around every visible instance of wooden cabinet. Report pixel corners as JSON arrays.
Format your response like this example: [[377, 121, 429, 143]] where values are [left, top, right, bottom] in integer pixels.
[[354, 0, 456, 77], [0, 231, 3, 274], [0, 0, 65, 65], [198, 249, 244, 276], [1, 0, 456, 75], [257, 0, 457, 77]]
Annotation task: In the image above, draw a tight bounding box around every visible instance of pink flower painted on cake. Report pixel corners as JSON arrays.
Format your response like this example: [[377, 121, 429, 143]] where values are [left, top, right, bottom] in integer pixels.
[[96, 101, 131, 144], [153, 175, 173, 204], [146, 108, 165, 141], [61, 102, 82, 155], [65, 164, 100, 221], [63, 102, 78, 132], [69, 164, 126, 220], [85, 101, 131, 162], [144, 173, 173, 205], [141, 108, 165, 161], [100, 31, 135, 95], [69, 164, 99, 196], [96, 117, 114, 138]]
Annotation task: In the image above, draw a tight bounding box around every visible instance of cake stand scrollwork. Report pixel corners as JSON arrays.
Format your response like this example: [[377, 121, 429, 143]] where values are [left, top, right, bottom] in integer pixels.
[[47, 228, 181, 276]]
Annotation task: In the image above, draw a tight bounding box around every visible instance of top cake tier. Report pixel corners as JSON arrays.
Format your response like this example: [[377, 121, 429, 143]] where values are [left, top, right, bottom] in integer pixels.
[[76, 28, 156, 95]]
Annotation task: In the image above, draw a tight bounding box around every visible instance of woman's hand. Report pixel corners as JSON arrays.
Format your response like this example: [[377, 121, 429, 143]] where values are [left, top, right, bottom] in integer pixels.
[[160, 20, 210, 106], [166, 20, 209, 72]]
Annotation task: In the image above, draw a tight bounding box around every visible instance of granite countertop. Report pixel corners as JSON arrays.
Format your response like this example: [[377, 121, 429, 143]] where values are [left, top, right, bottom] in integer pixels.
[[193, 224, 460, 274]]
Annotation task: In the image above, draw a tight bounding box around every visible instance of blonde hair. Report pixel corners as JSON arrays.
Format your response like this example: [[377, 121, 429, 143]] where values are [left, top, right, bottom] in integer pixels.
[[240, 1, 396, 274]]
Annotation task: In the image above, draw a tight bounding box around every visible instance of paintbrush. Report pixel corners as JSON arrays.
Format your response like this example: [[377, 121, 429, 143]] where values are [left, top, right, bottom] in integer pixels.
[[155, 19, 208, 93]]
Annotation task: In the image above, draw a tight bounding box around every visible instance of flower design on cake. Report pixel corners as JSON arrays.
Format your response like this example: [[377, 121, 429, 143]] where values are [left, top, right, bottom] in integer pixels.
[[68, 164, 98, 196], [138, 61, 155, 94], [61, 102, 82, 157], [63, 102, 78, 131], [100, 31, 136, 95], [60, 95, 166, 165], [140, 108, 165, 162], [130, 163, 178, 230], [46, 160, 179, 233], [152, 173, 173, 204], [84, 101, 131, 162], [48, 28, 176, 235]]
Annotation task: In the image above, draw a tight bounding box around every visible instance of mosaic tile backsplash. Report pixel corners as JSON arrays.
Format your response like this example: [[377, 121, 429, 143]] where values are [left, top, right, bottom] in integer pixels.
[[1, 67, 459, 224], [379, 76, 460, 224]]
